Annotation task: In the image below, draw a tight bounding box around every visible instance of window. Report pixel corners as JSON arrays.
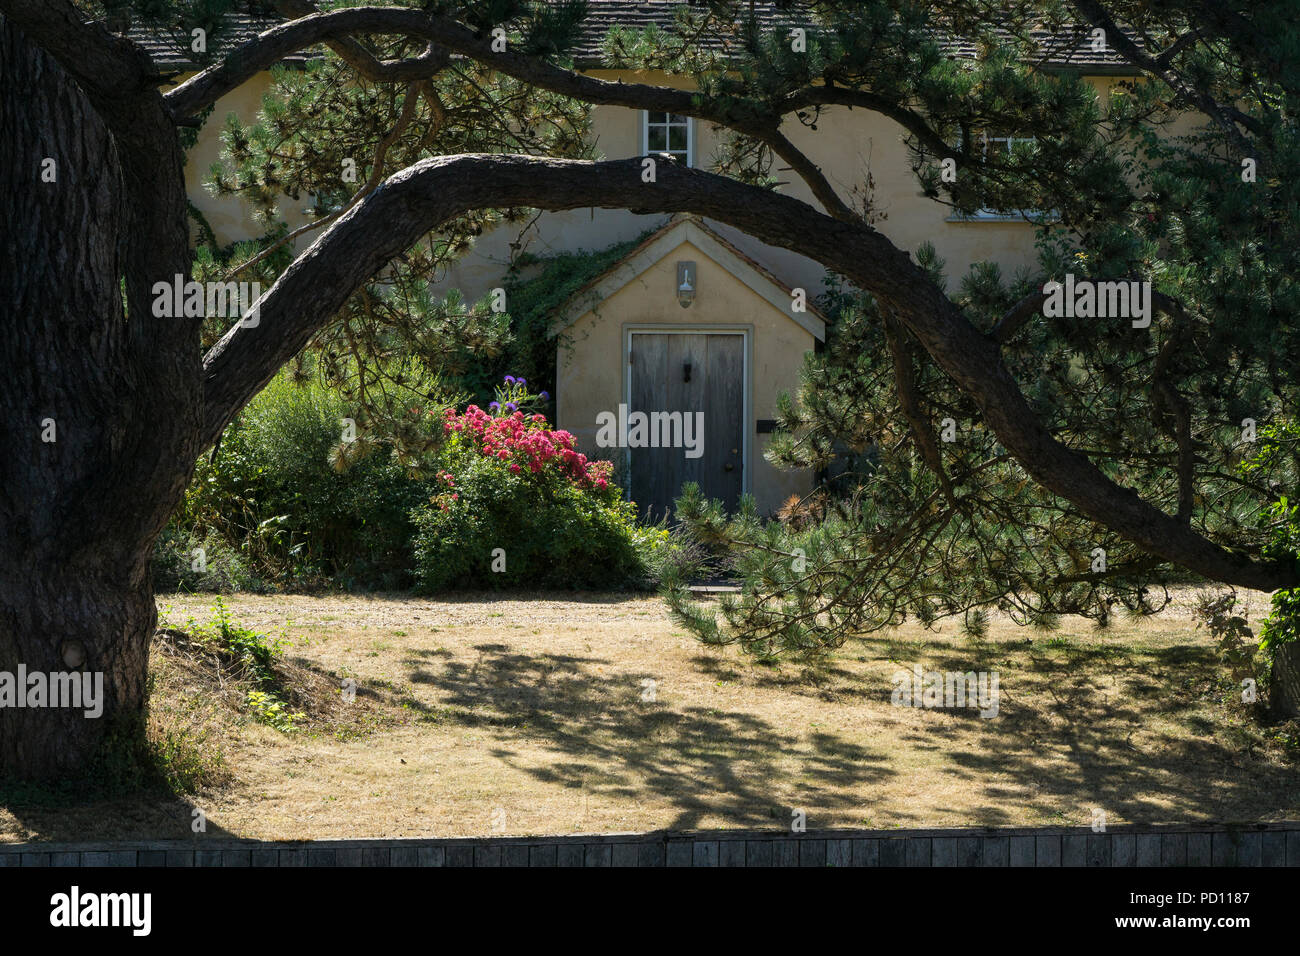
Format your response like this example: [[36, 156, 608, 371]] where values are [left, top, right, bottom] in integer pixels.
[[948, 129, 1047, 222], [977, 130, 1038, 161], [643, 111, 693, 166]]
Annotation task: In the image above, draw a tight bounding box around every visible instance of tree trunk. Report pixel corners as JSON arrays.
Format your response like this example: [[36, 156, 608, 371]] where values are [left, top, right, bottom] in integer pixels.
[[0, 16, 195, 780], [0, 562, 156, 777], [1271, 642, 1300, 719]]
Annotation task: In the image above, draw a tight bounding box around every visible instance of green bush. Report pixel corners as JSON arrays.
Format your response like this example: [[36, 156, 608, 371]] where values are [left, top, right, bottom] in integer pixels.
[[1243, 421, 1300, 652], [152, 526, 265, 593], [164, 373, 436, 589], [1260, 497, 1300, 651], [162, 373, 671, 593], [410, 396, 662, 591]]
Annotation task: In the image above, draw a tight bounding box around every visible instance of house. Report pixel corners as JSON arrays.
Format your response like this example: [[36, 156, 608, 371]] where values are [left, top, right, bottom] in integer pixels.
[[553, 214, 826, 519], [135, 2, 1151, 516]]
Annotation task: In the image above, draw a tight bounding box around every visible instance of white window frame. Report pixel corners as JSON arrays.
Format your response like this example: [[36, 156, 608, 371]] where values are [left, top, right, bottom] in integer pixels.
[[642, 110, 694, 167], [980, 131, 1039, 159], [946, 130, 1051, 222]]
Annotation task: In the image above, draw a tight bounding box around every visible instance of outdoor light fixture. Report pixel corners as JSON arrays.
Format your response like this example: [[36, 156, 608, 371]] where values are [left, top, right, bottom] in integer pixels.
[[676, 261, 696, 308]]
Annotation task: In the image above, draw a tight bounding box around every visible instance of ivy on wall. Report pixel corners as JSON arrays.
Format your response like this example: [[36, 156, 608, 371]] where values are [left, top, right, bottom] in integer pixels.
[[455, 227, 661, 405]]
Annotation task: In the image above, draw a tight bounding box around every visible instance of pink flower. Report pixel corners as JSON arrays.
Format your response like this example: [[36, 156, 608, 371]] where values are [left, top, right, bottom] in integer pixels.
[[442, 402, 615, 493]]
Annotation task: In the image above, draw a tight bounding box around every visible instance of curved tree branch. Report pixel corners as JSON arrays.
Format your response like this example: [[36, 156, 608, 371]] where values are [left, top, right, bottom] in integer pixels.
[[1069, 0, 1263, 155], [271, 0, 448, 82], [883, 311, 955, 503], [199, 153, 1296, 593], [781, 86, 960, 161], [988, 289, 1048, 344], [763, 123, 857, 220], [164, 7, 703, 126], [160, 5, 924, 222], [223, 79, 425, 282]]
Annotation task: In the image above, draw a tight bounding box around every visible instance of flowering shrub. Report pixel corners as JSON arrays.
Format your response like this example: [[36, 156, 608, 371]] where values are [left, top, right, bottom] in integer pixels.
[[439, 404, 611, 493], [410, 377, 657, 592]]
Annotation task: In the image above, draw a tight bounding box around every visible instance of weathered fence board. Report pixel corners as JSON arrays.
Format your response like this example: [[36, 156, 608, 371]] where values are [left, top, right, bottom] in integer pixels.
[[3, 823, 1295, 867]]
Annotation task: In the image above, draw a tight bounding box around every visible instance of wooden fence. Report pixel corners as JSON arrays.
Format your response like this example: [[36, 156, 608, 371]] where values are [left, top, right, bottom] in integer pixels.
[[3, 822, 1297, 866]]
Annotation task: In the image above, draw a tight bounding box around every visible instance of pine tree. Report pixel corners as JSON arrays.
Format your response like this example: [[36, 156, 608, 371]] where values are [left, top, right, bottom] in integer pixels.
[[4, 0, 1299, 778]]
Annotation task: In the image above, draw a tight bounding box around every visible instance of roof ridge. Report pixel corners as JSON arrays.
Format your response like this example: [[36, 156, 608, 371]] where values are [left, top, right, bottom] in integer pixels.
[[125, 4, 1138, 72]]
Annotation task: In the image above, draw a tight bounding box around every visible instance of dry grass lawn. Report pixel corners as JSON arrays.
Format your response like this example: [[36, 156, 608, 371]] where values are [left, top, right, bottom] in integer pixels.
[[2, 589, 1297, 842]]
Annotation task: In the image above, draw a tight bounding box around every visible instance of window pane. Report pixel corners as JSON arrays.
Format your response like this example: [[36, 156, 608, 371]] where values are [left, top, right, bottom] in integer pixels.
[[647, 127, 667, 151], [668, 125, 688, 151], [647, 111, 666, 124]]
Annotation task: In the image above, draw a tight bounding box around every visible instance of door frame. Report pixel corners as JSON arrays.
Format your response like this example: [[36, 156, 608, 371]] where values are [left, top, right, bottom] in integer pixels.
[[622, 323, 754, 505]]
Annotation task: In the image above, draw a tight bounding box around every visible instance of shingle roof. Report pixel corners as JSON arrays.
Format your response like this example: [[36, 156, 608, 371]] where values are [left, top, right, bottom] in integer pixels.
[[127, 14, 309, 71], [562, 1, 1133, 71], [128, 1, 1135, 73], [565, 0, 805, 63]]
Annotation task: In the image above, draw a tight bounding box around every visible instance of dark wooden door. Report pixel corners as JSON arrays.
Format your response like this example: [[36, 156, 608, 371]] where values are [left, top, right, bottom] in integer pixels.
[[628, 332, 744, 520]]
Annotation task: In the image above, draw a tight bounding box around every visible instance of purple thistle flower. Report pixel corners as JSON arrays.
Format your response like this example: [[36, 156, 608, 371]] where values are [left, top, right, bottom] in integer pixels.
[[504, 375, 516, 384], [517, 378, 527, 387], [540, 391, 550, 401], [489, 401, 501, 411], [505, 402, 518, 412]]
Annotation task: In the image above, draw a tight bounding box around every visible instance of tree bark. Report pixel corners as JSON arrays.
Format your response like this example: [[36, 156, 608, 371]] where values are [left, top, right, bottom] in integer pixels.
[[1271, 642, 1300, 719], [0, 562, 157, 778], [0, 16, 195, 780]]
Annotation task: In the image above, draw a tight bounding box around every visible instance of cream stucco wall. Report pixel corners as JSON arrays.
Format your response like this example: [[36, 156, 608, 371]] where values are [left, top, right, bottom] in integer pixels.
[[427, 71, 1159, 310], [183, 67, 1152, 301], [183, 72, 314, 247], [557, 237, 818, 516]]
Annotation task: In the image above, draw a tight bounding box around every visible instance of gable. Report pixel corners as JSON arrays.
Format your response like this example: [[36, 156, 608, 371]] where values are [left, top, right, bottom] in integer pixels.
[[553, 217, 826, 342]]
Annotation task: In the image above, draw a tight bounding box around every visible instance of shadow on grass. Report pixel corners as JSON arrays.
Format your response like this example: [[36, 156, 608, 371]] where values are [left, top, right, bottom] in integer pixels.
[[0, 722, 243, 843], [407, 629, 1300, 830], [8, 611, 1297, 840], [406, 643, 894, 831], [863, 631, 1300, 826]]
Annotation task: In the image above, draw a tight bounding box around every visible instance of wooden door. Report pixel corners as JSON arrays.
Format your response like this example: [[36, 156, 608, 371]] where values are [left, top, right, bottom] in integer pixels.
[[628, 332, 744, 521]]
